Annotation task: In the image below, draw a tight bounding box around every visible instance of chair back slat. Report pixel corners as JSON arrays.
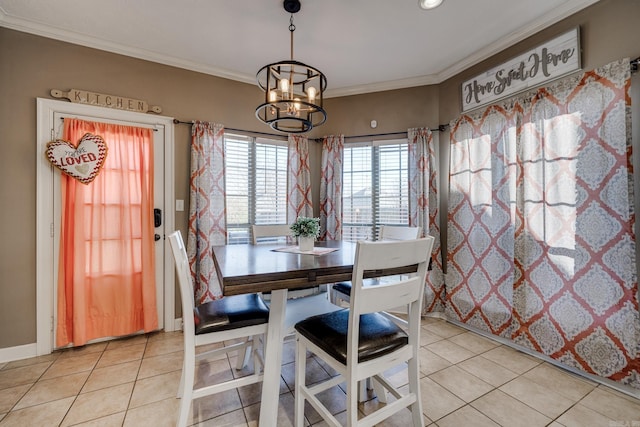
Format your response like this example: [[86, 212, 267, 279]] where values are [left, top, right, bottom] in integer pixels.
[[251, 224, 293, 245], [357, 276, 423, 315], [351, 237, 431, 272], [379, 225, 422, 241], [168, 231, 196, 336]]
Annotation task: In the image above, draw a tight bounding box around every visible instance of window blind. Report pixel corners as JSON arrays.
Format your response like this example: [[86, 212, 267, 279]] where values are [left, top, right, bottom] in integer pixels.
[[343, 140, 408, 241], [225, 134, 288, 244]]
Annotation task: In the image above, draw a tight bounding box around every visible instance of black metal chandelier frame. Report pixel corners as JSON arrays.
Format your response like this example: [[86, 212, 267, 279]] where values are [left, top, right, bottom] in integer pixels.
[[255, 0, 327, 134]]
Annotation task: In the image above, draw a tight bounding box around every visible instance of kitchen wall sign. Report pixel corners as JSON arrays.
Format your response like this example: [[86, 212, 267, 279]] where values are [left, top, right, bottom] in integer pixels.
[[461, 27, 581, 112], [50, 89, 162, 114]]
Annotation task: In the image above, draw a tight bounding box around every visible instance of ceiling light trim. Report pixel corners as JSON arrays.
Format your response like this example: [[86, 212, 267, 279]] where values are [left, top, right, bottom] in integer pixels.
[[418, 0, 443, 10]]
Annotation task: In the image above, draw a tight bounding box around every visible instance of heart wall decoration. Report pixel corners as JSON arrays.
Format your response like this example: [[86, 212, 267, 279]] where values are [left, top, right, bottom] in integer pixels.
[[46, 133, 108, 184]]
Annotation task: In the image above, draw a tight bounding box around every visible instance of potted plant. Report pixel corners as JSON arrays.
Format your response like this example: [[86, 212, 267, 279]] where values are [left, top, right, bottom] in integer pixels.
[[290, 216, 320, 252]]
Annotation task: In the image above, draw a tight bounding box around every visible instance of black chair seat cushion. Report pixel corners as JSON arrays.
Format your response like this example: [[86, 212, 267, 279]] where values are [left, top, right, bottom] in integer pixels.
[[332, 282, 352, 296], [295, 309, 408, 364], [333, 279, 380, 297], [194, 294, 269, 335]]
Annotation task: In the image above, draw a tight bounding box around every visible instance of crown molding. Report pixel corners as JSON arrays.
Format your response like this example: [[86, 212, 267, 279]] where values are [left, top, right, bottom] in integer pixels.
[[0, 0, 601, 98], [0, 10, 256, 85], [325, 74, 440, 98], [435, 0, 601, 83]]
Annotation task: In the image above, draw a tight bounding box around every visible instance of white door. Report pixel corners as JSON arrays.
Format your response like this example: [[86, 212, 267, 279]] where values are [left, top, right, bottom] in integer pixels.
[[36, 99, 176, 354]]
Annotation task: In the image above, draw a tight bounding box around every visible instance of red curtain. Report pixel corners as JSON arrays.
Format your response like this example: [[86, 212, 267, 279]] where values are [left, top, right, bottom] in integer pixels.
[[56, 118, 158, 347]]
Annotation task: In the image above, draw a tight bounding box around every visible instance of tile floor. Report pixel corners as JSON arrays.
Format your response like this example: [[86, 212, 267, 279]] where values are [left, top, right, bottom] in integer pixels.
[[0, 317, 639, 426]]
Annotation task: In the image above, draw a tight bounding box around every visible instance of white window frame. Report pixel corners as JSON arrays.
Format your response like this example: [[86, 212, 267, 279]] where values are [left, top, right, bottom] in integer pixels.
[[224, 133, 288, 244], [342, 138, 409, 241]]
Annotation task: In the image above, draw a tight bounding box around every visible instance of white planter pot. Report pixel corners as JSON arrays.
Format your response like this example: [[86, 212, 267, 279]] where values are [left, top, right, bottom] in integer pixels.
[[298, 236, 315, 252]]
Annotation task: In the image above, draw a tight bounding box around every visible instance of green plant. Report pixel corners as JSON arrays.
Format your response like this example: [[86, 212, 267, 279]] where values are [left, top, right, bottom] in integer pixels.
[[290, 216, 320, 238]]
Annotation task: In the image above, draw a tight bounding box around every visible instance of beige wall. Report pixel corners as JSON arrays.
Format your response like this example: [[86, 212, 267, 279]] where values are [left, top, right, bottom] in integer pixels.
[[0, 28, 279, 348], [1, 0, 638, 351], [0, 26, 440, 349]]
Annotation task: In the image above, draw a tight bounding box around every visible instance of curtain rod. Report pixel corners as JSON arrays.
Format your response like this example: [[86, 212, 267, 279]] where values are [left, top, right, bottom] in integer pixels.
[[172, 119, 448, 142], [172, 119, 287, 139], [343, 125, 448, 140]]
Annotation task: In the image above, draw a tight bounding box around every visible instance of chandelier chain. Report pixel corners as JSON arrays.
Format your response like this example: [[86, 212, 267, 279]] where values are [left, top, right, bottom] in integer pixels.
[[289, 15, 295, 61]]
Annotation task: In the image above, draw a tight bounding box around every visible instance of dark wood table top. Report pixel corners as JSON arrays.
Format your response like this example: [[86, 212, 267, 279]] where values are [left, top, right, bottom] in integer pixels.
[[212, 240, 418, 296], [212, 240, 357, 296]]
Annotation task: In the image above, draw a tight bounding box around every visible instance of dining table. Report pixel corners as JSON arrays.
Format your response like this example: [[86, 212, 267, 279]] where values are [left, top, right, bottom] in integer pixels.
[[211, 239, 417, 426]]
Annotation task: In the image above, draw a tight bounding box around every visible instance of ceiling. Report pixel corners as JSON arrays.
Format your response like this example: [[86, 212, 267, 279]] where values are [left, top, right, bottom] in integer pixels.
[[0, 0, 600, 98]]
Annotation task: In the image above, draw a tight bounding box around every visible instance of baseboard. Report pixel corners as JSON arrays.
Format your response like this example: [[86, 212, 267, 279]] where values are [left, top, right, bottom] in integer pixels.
[[444, 317, 640, 400], [0, 343, 37, 364], [423, 311, 447, 320], [1, 321, 186, 365]]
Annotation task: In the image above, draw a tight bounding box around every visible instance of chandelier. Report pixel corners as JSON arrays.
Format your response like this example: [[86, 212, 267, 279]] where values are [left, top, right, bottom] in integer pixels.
[[255, 0, 327, 134]]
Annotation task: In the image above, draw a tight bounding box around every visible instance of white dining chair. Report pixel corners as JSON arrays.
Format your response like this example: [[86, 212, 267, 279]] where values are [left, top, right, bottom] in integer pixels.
[[330, 225, 422, 315], [168, 231, 269, 427], [250, 223, 294, 245], [251, 224, 342, 333], [251, 224, 319, 299], [329, 225, 424, 402], [294, 237, 434, 427]]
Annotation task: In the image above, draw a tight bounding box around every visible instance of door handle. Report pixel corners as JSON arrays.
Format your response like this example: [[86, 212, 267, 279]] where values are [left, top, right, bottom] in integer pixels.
[[154, 208, 162, 227], [155, 234, 161, 241]]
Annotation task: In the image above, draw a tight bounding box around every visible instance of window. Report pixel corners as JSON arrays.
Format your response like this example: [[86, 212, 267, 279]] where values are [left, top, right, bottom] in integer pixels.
[[225, 134, 288, 244], [342, 139, 409, 241]]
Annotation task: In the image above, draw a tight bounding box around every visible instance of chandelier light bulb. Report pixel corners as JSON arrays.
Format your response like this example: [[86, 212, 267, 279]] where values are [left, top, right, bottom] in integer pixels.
[[279, 78, 289, 94], [269, 90, 278, 102], [307, 86, 316, 103]]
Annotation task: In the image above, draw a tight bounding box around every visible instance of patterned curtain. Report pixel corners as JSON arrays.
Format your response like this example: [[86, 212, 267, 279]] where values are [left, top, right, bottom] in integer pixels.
[[319, 135, 344, 241], [448, 107, 517, 335], [187, 121, 226, 303], [408, 128, 445, 313], [287, 134, 313, 223], [447, 58, 639, 389]]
